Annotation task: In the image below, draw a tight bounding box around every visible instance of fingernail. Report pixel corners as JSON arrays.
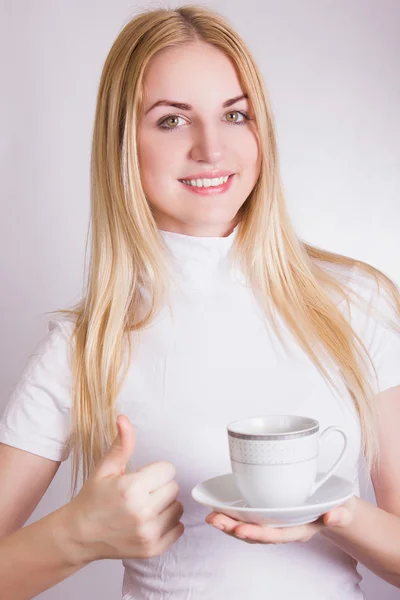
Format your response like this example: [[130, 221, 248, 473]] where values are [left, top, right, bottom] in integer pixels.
[[212, 523, 225, 531]]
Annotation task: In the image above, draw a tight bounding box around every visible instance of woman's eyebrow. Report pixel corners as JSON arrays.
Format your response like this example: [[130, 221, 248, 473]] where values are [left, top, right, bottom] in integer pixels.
[[145, 94, 248, 115]]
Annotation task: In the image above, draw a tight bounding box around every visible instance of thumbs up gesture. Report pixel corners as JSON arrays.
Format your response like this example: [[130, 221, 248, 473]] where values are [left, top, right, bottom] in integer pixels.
[[65, 415, 184, 562]]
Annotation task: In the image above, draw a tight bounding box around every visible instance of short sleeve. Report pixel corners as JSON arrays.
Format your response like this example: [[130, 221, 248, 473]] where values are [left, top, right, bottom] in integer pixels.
[[344, 272, 400, 394], [0, 318, 75, 461]]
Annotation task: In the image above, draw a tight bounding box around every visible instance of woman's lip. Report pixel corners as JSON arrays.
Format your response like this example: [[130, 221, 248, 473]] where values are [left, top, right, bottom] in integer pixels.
[[178, 173, 235, 196], [179, 171, 235, 180]]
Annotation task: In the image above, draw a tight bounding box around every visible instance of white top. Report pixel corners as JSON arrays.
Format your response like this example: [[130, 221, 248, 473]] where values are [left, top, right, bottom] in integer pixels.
[[1, 224, 399, 600]]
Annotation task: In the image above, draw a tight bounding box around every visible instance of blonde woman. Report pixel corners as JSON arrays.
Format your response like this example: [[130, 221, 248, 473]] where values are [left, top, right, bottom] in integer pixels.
[[1, 5, 400, 599]]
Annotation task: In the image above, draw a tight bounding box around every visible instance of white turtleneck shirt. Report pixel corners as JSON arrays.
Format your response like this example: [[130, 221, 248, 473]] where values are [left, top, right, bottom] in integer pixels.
[[1, 224, 399, 599]]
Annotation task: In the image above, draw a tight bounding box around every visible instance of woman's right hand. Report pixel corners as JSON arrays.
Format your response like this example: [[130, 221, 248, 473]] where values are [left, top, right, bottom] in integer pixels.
[[63, 415, 184, 563]]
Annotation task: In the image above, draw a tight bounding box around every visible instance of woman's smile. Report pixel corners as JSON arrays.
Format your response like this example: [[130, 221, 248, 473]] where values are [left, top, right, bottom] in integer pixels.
[[178, 173, 235, 196]]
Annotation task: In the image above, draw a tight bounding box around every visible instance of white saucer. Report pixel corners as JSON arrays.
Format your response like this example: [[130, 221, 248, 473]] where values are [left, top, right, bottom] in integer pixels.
[[192, 472, 355, 528]]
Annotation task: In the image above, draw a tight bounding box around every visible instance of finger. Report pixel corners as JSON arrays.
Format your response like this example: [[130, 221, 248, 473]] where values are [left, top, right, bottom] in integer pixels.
[[156, 521, 185, 554], [234, 520, 324, 543], [209, 515, 256, 538], [206, 512, 243, 531], [147, 479, 180, 515], [155, 499, 184, 538], [324, 507, 353, 528], [216, 528, 259, 544], [95, 415, 136, 478], [205, 512, 246, 539], [324, 497, 357, 527], [125, 460, 177, 494]]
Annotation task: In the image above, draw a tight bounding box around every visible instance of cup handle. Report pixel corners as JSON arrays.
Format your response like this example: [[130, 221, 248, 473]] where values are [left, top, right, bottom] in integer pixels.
[[308, 426, 348, 497]]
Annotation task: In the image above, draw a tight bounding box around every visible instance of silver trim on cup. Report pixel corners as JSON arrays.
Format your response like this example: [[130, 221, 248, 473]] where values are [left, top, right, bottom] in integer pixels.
[[227, 415, 319, 440], [230, 455, 318, 465], [228, 429, 319, 440]]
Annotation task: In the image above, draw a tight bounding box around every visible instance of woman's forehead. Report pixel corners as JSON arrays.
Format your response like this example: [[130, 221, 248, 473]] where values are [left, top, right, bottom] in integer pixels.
[[141, 44, 244, 109]]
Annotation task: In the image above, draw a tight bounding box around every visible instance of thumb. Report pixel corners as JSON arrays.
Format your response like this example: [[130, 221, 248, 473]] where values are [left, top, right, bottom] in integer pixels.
[[95, 414, 136, 478], [324, 507, 352, 528]]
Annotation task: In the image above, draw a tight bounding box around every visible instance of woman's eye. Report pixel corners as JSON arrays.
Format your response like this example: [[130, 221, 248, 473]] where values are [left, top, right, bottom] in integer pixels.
[[223, 110, 250, 125], [158, 115, 186, 130], [158, 110, 250, 131]]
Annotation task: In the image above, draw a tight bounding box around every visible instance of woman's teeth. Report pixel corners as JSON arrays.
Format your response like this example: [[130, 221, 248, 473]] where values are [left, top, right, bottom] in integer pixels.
[[180, 176, 230, 187]]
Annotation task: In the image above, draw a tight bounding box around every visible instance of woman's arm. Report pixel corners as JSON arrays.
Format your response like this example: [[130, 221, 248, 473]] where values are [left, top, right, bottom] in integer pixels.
[[0, 444, 75, 600], [0, 505, 87, 600], [319, 495, 400, 587], [0, 415, 184, 600], [320, 385, 400, 587]]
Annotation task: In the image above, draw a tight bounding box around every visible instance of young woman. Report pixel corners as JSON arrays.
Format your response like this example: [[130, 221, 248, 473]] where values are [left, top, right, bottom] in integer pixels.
[[1, 5, 399, 599]]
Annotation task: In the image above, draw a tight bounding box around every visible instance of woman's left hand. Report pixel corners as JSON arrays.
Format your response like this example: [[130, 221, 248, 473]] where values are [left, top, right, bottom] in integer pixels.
[[205, 496, 357, 544]]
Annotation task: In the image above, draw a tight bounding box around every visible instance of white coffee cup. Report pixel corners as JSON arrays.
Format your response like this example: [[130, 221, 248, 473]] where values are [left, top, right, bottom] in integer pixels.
[[227, 415, 348, 508]]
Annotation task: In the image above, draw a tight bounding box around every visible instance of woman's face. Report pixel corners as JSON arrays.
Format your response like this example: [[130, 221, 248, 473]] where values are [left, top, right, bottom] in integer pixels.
[[137, 42, 260, 237]]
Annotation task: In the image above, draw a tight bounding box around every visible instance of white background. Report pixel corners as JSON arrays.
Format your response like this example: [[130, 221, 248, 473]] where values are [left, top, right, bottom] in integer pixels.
[[1, 1, 399, 598]]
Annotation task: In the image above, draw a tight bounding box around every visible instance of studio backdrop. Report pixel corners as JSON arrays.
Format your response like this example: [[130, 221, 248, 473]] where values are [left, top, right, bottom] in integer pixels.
[[1, 1, 399, 598]]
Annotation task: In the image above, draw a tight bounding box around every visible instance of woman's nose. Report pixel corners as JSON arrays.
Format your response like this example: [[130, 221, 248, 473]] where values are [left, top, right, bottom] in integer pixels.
[[189, 126, 224, 163]]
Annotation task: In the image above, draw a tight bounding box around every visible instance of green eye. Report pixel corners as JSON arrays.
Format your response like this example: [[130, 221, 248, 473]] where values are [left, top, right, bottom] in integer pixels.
[[225, 111, 249, 124], [159, 115, 184, 129]]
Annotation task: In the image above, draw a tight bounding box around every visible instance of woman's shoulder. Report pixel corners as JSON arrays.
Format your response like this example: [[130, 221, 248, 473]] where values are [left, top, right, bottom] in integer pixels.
[[20, 314, 79, 376], [320, 261, 400, 358], [47, 312, 77, 338], [317, 259, 397, 321]]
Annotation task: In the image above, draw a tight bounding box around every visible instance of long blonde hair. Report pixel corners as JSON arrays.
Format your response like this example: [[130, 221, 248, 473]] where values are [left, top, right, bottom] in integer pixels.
[[49, 5, 400, 498]]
